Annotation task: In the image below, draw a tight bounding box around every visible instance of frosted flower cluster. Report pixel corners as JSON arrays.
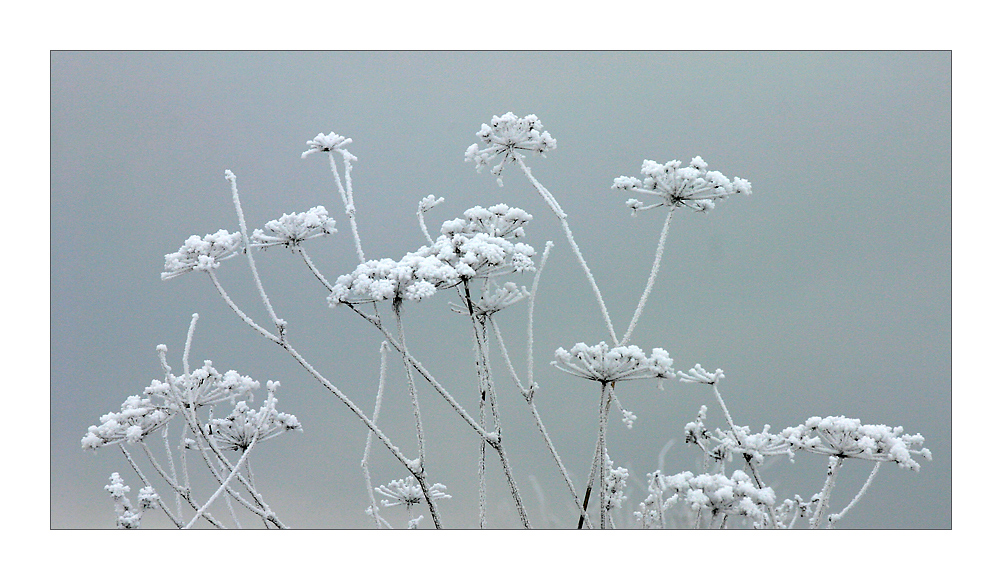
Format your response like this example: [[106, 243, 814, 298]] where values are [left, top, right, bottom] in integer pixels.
[[613, 156, 752, 214], [646, 469, 776, 528], [162, 230, 243, 280], [685, 406, 794, 466], [465, 112, 556, 185], [205, 385, 303, 452], [82, 354, 284, 450], [551, 342, 675, 387], [104, 473, 157, 529], [251, 206, 336, 249], [781, 416, 932, 471], [677, 364, 726, 386], [375, 476, 451, 508], [603, 454, 630, 511], [301, 131, 353, 158], [81, 394, 173, 449], [329, 205, 535, 305]]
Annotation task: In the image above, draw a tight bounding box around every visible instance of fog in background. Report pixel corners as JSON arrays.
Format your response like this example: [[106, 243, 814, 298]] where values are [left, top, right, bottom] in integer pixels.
[[51, 51, 950, 529]]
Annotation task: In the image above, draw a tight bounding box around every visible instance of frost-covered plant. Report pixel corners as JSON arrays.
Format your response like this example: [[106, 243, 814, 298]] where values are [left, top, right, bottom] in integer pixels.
[[84, 111, 931, 530]]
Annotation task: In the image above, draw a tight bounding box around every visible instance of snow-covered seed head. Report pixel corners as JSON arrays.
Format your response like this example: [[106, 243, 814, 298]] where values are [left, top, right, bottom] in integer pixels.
[[551, 342, 675, 385], [301, 131, 353, 158], [251, 206, 336, 249], [613, 156, 751, 214], [161, 230, 243, 280], [465, 112, 557, 185], [781, 416, 932, 471]]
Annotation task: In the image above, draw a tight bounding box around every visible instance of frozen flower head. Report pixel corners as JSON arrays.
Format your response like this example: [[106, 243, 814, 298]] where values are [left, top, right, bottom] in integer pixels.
[[251, 206, 336, 249], [162, 230, 243, 280], [329, 205, 535, 306], [328, 253, 461, 305], [375, 476, 451, 509], [551, 342, 675, 387], [685, 406, 794, 466], [81, 394, 173, 449], [147, 360, 262, 409], [677, 364, 725, 386], [205, 383, 302, 452], [781, 416, 932, 471], [613, 156, 752, 214], [658, 469, 776, 528], [301, 131, 353, 158], [465, 112, 556, 185]]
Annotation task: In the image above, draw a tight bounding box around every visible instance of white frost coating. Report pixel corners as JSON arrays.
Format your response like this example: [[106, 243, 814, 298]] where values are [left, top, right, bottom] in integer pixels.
[[161, 230, 243, 280], [301, 131, 353, 158], [375, 476, 452, 508], [781, 416, 932, 471], [251, 206, 337, 249], [551, 342, 675, 387], [328, 204, 535, 305], [613, 155, 752, 214], [465, 112, 556, 186]]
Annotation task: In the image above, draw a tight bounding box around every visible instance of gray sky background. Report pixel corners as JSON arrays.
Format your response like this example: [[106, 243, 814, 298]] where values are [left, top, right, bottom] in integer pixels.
[[51, 51, 950, 529]]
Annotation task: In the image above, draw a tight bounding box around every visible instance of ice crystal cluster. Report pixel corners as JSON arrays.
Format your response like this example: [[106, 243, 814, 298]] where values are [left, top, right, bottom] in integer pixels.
[[465, 112, 556, 185], [161, 230, 242, 280], [251, 206, 337, 249], [328, 204, 535, 305], [84, 111, 931, 530], [613, 155, 752, 214], [551, 342, 675, 387]]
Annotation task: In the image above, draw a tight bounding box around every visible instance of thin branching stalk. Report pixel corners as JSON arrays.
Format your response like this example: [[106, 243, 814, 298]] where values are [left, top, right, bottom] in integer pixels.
[[347, 304, 492, 440], [297, 247, 334, 291], [491, 318, 591, 528], [516, 157, 617, 343], [326, 150, 365, 263], [361, 342, 390, 528], [182, 313, 198, 375], [140, 441, 225, 529], [828, 462, 881, 528], [811, 456, 845, 529], [621, 206, 676, 345], [526, 241, 554, 391], [208, 271, 281, 344], [392, 299, 428, 467], [225, 170, 286, 339], [119, 444, 183, 528]]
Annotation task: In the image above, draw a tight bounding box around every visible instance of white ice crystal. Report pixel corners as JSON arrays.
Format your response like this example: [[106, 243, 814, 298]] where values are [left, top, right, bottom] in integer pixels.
[[652, 469, 776, 528], [677, 364, 725, 385], [328, 205, 536, 306], [375, 476, 451, 508], [205, 382, 303, 452], [551, 342, 675, 387], [465, 112, 556, 185], [613, 156, 751, 214], [161, 230, 243, 280], [250, 206, 336, 249], [781, 416, 932, 471], [301, 131, 353, 158]]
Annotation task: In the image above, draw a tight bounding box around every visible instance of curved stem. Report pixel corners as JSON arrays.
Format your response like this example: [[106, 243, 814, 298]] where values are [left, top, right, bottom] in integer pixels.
[[621, 206, 675, 345], [517, 158, 617, 343]]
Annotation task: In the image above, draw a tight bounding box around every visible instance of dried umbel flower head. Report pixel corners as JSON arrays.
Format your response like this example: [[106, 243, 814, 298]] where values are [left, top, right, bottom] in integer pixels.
[[781, 415, 932, 471], [551, 342, 675, 387], [613, 156, 751, 214], [162, 230, 243, 280], [375, 476, 451, 508], [465, 112, 557, 185], [328, 205, 536, 306], [251, 206, 336, 249], [653, 469, 777, 528], [301, 131, 353, 158], [206, 382, 303, 452]]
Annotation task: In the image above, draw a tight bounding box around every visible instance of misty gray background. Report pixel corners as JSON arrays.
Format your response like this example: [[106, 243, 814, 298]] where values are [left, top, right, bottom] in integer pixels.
[[51, 51, 950, 529]]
